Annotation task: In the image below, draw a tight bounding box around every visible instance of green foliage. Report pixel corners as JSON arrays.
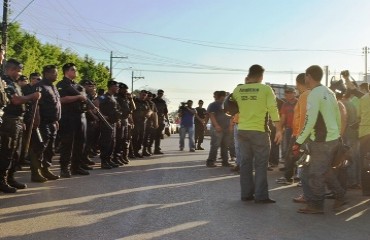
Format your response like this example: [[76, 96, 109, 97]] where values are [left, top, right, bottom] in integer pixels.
[[2, 22, 110, 89]]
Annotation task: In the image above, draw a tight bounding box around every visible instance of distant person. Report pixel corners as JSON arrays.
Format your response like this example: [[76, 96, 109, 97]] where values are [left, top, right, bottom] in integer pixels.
[[152, 89, 169, 154], [206, 91, 233, 167], [178, 100, 196, 152], [232, 64, 282, 204], [194, 100, 207, 150]]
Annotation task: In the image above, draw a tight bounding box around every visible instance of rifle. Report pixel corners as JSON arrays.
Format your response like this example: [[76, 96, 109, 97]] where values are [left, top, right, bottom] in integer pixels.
[[20, 88, 42, 162], [70, 84, 114, 131]]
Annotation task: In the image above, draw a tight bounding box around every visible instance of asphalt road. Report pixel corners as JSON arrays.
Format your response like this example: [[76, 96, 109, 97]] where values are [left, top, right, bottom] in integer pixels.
[[1, 135, 370, 240]]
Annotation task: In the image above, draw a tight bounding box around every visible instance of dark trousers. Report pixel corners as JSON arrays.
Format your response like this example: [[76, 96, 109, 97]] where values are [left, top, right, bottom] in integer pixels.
[[132, 120, 145, 153], [154, 122, 165, 150], [29, 122, 58, 168], [269, 126, 280, 165], [99, 123, 115, 161], [83, 120, 99, 161], [194, 123, 205, 145], [284, 136, 297, 180], [59, 114, 86, 170], [143, 124, 156, 148], [0, 116, 23, 176]]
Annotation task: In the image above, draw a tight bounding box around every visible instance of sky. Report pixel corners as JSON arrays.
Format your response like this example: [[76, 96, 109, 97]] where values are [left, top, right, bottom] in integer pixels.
[[9, 0, 370, 111]]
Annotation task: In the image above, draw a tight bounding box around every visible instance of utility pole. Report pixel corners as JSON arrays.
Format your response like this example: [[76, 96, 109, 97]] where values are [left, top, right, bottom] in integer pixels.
[[324, 66, 329, 86], [131, 71, 144, 92], [109, 51, 127, 79], [2, 0, 9, 70], [363, 46, 369, 83]]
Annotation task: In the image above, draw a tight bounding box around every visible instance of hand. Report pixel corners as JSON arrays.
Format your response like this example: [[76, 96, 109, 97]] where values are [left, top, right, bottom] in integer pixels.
[[215, 125, 222, 132], [79, 95, 87, 102], [274, 130, 283, 144], [292, 143, 302, 158], [32, 92, 41, 101]]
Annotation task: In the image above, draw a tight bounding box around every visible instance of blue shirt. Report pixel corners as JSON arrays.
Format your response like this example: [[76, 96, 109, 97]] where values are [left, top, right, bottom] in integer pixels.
[[207, 101, 230, 129], [180, 108, 195, 128]]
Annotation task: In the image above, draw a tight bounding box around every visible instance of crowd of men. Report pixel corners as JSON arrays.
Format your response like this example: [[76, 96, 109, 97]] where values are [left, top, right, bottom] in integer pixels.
[[228, 64, 370, 213], [0, 51, 169, 193]]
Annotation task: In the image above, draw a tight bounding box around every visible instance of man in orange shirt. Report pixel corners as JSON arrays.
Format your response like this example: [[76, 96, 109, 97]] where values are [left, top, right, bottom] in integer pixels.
[[277, 74, 309, 185]]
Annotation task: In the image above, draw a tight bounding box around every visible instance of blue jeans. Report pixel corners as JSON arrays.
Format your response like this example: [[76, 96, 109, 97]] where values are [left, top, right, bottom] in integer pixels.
[[234, 124, 241, 166], [238, 130, 271, 200], [179, 126, 195, 150], [206, 127, 230, 164], [305, 139, 345, 209]]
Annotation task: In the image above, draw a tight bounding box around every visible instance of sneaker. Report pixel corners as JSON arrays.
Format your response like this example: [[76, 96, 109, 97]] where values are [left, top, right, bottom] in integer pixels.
[[230, 165, 240, 172], [297, 206, 324, 214], [190, 148, 195, 152], [276, 177, 293, 185], [206, 162, 217, 168], [293, 194, 306, 203], [333, 197, 348, 211], [297, 181, 302, 187], [222, 162, 234, 167], [179, 147, 184, 151]]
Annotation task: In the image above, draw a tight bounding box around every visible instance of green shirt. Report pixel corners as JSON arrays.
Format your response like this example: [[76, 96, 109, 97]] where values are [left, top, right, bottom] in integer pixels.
[[232, 83, 279, 132], [296, 85, 341, 144], [359, 93, 370, 138]]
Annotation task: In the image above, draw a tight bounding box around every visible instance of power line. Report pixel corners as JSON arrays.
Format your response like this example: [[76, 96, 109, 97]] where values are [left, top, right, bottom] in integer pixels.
[[10, 0, 36, 23]]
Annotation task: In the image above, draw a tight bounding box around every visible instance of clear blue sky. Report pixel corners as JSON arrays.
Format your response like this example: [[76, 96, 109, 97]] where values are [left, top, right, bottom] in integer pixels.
[[10, 0, 370, 110]]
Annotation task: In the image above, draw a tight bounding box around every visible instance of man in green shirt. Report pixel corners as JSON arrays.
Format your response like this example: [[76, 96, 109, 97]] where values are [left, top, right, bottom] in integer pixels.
[[294, 65, 345, 214], [232, 65, 282, 203]]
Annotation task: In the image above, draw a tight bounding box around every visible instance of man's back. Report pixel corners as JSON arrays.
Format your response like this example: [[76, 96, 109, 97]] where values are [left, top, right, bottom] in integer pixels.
[[232, 83, 279, 132], [296, 85, 340, 143]]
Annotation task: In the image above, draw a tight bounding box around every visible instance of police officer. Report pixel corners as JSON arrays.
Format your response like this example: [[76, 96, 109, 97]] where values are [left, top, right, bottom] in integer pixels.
[[19, 72, 42, 165], [115, 83, 136, 164], [57, 63, 89, 177], [99, 80, 121, 169], [0, 59, 41, 193], [152, 89, 169, 154], [142, 92, 158, 156], [29, 65, 61, 182], [132, 90, 150, 158], [80, 79, 99, 167], [195, 99, 207, 150]]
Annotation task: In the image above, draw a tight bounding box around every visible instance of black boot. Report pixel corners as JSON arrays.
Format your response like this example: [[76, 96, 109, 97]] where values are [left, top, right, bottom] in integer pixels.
[[121, 148, 130, 164], [60, 166, 71, 178], [197, 143, 204, 150], [147, 147, 153, 155], [41, 167, 60, 180], [106, 158, 119, 168], [30, 152, 48, 183], [0, 173, 17, 193], [112, 156, 124, 166], [7, 170, 27, 189], [142, 148, 152, 157], [101, 159, 113, 169]]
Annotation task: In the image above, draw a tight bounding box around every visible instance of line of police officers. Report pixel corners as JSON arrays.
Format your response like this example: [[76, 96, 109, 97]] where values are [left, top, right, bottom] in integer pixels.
[[0, 56, 169, 193]]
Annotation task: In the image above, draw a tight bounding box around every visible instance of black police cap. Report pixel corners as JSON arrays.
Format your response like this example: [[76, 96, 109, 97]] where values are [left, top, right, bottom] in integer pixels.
[[157, 89, 164, 93], [80, 79, 95, 86], [119, 83, 128, 89], [6, 59, 23, 69], [18, 75, 28, 81], [107, 80, 119, 88], [140, 90, 148, 94]]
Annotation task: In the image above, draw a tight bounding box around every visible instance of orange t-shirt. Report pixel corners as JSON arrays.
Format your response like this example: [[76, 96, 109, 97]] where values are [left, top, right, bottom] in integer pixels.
[[292, 90, 310, 137]]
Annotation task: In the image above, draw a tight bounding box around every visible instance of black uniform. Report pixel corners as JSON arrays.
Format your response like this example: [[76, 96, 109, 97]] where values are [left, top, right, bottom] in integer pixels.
[[143, 99, 158, 155], [195, 106, 207, 148], [82, 92, 100, 165], [28, 79, 61, 181], [152, 97, 168, 153], [99, 92, 121, 168], [132, 98, 150, 156], [0, 75, 27, 192], [115, 93, 133, 163], [57, 77, 88, 176]]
